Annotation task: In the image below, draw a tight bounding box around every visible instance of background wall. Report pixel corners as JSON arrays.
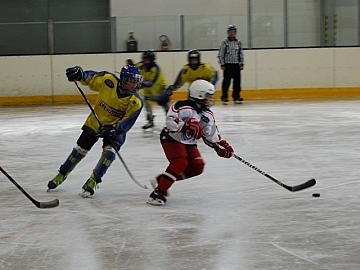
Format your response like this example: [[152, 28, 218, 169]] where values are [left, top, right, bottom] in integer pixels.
[[110, 0, 246, 16], [1, 0, 359, 55], [110, 0, 359, 51], [111, 0, 248, 51], [1, 47, 360, 105]]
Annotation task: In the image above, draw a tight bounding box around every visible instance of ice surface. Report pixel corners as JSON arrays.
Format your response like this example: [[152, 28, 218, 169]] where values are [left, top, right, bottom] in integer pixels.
[[0, 100, 360, 270]]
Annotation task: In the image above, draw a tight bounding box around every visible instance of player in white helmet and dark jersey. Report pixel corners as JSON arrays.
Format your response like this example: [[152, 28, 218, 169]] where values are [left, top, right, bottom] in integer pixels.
[[147, 79, 235, 206]]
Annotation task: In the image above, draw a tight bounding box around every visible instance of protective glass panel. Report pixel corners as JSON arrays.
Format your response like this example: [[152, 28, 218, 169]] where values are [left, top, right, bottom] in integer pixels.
[[334, 0, 359, 46], [288, 0, 321, 47], [0, 23, 48, 55], [49, 0, 109, 21], [116, 16, 181, 51], [184, 15, 248, 50], [0, 0, 48, 22], [251, 0, 285, 48], [53, 21, 111, 53]]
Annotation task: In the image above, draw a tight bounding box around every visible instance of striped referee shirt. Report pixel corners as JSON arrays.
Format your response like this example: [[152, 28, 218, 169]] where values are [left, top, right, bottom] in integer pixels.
[[218, 37, 244, 65]]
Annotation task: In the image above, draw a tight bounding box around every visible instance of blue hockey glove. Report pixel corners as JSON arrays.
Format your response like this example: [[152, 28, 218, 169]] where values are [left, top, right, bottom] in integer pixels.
[[157, 85, 175, 106], [157, 93, 170, 106], [165, 85, 176, 96], [66, 66, 84, 81], [98, 125, 117, 138]]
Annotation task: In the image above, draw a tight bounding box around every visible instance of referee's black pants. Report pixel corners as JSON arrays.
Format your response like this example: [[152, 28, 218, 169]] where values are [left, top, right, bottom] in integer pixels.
[[221, 63, 241, 101]]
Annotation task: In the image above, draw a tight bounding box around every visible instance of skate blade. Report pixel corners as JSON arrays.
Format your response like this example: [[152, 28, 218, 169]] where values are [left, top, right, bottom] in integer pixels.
[[146, 198, 165, 206], [142, 126, 154, 130]]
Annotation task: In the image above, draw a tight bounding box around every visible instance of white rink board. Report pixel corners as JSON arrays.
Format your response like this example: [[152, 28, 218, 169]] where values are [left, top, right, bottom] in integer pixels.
[[1, 48, 360, 97]]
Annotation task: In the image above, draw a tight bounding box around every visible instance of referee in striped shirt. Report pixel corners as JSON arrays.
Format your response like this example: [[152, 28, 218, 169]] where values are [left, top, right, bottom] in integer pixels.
[[218, 25, 244, 105]]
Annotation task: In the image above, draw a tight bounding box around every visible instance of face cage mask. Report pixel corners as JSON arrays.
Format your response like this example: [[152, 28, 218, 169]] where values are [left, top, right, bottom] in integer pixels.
[[193, 93, 215, 108], [188, 57, 200, 69], [143, 59, 155, 69], [120, 73, 143, 94]]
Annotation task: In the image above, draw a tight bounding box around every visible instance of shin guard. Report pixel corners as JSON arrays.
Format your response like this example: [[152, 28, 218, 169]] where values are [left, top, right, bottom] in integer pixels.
[[59, 146, 88, 176], [92, 146, 116, 180]]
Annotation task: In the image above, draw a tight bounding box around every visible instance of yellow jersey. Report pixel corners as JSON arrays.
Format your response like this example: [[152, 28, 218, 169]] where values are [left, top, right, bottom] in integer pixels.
[[136, 62, 167, 97], [79, 71, 143, 136], [172, 63, 218, 89]]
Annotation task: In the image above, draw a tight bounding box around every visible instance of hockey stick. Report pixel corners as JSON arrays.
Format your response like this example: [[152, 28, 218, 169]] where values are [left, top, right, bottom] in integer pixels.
[[232, 154, 316, 192], [74, 81, 148, 189], [0, 166, 59, 208], [205, 139, 316, 192]]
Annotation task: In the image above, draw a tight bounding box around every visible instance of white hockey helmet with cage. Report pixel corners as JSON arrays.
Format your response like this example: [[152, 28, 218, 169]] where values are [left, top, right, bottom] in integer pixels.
[[189, 80, 215, 106]]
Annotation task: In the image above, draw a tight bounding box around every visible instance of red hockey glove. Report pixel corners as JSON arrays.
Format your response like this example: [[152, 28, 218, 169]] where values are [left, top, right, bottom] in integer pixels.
[[215, 139, 234, 158], [182, 118, 203, 140]]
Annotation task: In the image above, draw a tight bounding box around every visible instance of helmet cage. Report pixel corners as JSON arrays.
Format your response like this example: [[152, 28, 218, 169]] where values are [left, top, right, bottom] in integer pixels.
[[119, 65, 143, 94]]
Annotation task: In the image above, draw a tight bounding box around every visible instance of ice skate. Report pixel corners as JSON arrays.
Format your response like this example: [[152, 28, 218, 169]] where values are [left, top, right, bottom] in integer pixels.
[[142, 120, 154, 130], [79, 175, 101, 198], [147, 188, 167, 206], [47, 172, 67, 191], [150, 177, 170, 197]]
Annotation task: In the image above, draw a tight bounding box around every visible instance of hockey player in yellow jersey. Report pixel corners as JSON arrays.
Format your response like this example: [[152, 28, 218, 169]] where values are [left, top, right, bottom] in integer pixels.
[[47, 65, 144, 198], [159, 49, 218, 104], [136, 50, 169, 129]]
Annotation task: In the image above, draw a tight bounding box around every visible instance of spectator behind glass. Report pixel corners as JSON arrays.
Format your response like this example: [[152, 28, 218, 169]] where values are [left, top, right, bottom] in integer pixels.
[[159, 35, 171, 51], [126, 31, 138, 52]]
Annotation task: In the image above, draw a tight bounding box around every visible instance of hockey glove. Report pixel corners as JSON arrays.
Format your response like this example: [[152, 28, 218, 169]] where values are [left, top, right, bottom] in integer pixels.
[[157, 93, 170, 106], [98, 125, 117, 139], [66, 66, 84, 81], [215, 139, 234, 158], [157, 85, 175, 106], [181, 118, 203, 140], [165, 85, 176, 96]]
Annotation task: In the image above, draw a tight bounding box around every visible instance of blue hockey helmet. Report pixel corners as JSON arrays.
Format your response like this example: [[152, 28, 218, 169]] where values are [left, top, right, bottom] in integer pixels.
[[119, 65, 143, 94]]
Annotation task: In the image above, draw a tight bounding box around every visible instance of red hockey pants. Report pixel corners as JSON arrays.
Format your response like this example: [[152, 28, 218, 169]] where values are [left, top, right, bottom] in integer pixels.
[[157, 139, 205, 193]]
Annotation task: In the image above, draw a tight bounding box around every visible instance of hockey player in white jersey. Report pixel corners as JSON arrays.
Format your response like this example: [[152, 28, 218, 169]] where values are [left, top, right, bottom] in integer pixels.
[[147, 79, 234, 206]]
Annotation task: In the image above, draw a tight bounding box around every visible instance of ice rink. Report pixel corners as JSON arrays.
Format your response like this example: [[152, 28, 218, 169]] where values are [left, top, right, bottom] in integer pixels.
[[0, 100, 359, 270]]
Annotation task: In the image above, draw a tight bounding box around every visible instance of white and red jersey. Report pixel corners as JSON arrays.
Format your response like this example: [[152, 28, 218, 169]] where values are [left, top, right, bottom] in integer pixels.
[[164, 100, 221, 145]]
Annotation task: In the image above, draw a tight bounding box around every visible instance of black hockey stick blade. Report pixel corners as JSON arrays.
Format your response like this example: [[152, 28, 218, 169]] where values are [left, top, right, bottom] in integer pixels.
[[37, 199, 60, 209], [287, 178, 316, 192], [0, 166, 60, 209], [231, 154, 316, 192]]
